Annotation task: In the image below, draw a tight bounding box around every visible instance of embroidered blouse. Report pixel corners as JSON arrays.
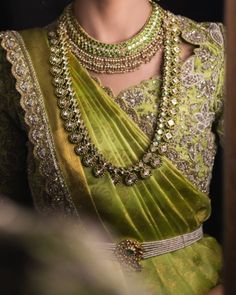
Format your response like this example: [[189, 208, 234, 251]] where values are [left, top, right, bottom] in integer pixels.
[[0, 11, 225, 295]]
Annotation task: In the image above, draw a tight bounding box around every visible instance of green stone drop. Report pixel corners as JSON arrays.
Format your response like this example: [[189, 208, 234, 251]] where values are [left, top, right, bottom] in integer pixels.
[[126, 249, 135, 256]]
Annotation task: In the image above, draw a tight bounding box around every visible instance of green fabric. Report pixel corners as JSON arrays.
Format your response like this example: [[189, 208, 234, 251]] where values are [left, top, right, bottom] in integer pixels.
[[0, 14, 225, 295], [68, 53, 222, 294]]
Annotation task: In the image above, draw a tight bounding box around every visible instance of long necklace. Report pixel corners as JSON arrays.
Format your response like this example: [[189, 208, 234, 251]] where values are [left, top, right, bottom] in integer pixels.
[[63, 2, 164, 74], [48, 8, 181, 186]]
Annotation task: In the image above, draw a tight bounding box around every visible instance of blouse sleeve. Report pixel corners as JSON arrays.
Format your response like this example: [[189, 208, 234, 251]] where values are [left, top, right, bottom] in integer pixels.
[[214, 65, 224, 146], [0, 45, 32, 206], [215, 103, 224, 146], [214, 23, 225, 147]]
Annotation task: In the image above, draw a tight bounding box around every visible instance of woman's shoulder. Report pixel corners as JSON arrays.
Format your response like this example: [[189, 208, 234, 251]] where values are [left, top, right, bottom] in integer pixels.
[[0, 27, 47, 87], [0, 26, 49, 51], [0, 27, 49, 120], [0, 26, 51, 90], [173, 13, 225, 52], [172, 14, 225, 127]]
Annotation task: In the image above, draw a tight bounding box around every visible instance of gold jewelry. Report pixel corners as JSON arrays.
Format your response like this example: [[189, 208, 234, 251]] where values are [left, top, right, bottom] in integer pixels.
[[98, 226, 203, 272], [48, 9, 181, 186], [62, 2, 164, 74]]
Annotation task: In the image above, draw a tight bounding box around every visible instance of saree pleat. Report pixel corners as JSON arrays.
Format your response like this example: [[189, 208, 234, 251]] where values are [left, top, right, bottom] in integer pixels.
[[69, 53, 210, 237], [67, 54, 222, 293]]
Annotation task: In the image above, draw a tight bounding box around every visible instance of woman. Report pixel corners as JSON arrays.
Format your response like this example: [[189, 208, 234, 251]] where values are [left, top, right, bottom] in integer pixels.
[[0, 0, 224, 294]]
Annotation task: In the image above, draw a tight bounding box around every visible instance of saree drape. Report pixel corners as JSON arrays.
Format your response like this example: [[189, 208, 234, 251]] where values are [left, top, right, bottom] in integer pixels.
[[0, 9, 225, 295]]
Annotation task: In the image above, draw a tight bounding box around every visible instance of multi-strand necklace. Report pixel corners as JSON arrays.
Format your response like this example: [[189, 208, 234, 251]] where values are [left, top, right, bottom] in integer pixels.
[[48, 3, 181, 186], [62, 2, 164, 74]]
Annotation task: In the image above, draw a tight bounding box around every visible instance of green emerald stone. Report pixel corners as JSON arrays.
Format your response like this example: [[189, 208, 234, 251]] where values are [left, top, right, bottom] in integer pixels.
[[126, 249, 135, 256]]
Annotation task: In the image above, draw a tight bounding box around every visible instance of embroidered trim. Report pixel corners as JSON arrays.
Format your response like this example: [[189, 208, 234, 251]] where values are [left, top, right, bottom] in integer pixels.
[[181, 56, 204, 87], [0, 31, 78, 216], [208, 23, 224, 47], [178, 16, 208, 45]]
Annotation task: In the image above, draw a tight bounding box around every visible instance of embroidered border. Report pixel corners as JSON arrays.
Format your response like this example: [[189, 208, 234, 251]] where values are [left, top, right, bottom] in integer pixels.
[[0, 31, 78, 216]]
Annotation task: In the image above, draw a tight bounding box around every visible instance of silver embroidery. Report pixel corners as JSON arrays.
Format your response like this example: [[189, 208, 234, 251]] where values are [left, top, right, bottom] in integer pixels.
[[194, 103, 215, 133], [179, 16, 208, 45], [1, 31, 78, 216], [181, 56, 204, 87], [0, 15, 224, 197], [209, 23, 224, 47]]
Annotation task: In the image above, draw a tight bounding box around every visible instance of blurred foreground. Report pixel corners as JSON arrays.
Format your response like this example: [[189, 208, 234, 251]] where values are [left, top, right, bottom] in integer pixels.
[[0, 199, 148, 295]]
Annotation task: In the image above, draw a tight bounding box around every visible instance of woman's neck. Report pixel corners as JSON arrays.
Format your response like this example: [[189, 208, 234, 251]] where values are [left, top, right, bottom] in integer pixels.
[[73, 0, 152, 43]]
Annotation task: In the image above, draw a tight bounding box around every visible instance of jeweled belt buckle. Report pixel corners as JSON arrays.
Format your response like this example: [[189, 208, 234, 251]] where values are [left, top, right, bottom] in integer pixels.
[[114, 239, 144, 272]]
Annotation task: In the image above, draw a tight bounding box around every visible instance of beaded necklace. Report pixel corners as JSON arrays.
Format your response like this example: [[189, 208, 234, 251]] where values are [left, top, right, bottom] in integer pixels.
[[63, 2, 164, 74], [48, 6, 181, 186]]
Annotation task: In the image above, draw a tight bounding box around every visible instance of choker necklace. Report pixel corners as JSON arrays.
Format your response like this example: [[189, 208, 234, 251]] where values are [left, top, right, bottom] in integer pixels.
[[62, 2, 164, 74], [48, 8, 181, 186]]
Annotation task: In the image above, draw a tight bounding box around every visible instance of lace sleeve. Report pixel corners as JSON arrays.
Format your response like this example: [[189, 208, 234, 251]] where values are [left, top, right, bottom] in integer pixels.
[[0, 44, 32, 206]]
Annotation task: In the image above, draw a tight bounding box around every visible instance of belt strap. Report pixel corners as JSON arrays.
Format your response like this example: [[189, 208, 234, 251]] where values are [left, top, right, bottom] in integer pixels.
[[98, 226, 203, 271]]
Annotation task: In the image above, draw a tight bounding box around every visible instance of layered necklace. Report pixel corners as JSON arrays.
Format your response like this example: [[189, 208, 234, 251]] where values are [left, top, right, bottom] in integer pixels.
[[48, 2, 181, 186], [63, 2, 164, 74]]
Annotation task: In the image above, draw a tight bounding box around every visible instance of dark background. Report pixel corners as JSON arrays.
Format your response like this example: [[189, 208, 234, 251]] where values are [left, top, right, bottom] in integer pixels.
[[0, 0, 224, 30], [0, 0, 224, 242]]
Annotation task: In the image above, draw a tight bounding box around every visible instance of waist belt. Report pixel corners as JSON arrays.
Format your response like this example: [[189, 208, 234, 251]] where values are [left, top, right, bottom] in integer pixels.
[[98, 226, 203, 272]]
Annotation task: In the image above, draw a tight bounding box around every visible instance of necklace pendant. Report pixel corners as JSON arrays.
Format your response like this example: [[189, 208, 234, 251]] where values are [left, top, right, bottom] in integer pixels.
[[82, 154, 97, 167], [111, 174, 122, 185], [140, 167, 152, 179], [93, 164, 106, 178], [51, 65, 63, 76], [150, 156, 162, 168], [68, 133, 83, 144], [55, 87, 68, 98], [64, 120, 76, 132], [143, 152, 153, 164], [74, 145, 88, 156], [124, 173, 138, 186], [57, 98, 69, 109], [60, 109, 71, 120]]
